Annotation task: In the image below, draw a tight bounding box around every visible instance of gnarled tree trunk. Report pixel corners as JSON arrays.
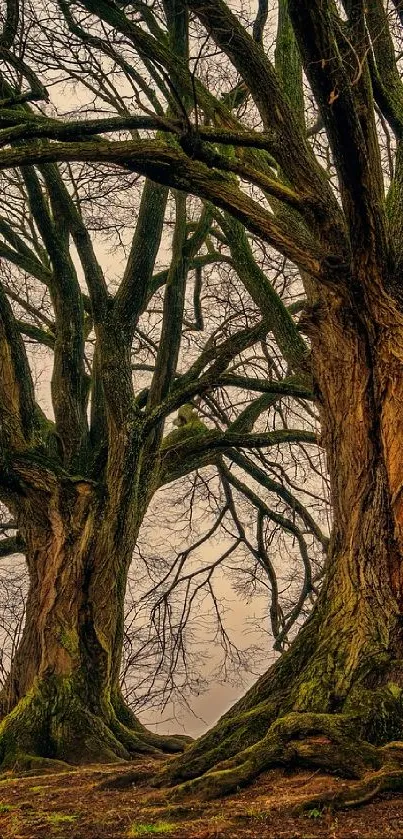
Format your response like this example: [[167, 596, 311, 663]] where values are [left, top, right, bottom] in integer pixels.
[[0, 463, 187, 772], [155, 286, 403, 804]]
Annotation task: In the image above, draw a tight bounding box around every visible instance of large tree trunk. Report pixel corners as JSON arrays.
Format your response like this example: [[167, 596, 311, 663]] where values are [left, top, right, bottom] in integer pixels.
[[0, 476, 187, 772], [154, 288, 403, 804]]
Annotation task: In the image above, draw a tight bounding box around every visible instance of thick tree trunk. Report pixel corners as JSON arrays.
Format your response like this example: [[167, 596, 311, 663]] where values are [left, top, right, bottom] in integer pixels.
[[154, 289, 403, 803], [0, 479, 187, 772]]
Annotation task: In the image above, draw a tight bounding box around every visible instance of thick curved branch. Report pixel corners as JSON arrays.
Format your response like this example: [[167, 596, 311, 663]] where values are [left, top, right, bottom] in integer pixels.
[[21, 166, 88, 467], [274, 0, 304, 124], [0, 140, 330, 280], [60, 0, 346, 244], [0, 112, 175, 146], [0, 110, 281, 154], [185, 0, 337, 212], [288, 0, 387, 272], [114, 180, 168, 335], [218, 375, 314, 400], [365, 0, 403, 138], [159, 427, 316, 485], [17, 321, 55, 350]]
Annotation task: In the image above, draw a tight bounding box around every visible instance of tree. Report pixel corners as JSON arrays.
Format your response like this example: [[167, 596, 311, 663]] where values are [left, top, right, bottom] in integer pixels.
[[150, 0, 403, 803], [0, 0, 324, 769], [2, 0, 403, 806]]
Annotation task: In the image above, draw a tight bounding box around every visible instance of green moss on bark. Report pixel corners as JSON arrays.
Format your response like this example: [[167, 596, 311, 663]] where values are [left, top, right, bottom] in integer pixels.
[[152, 614, 403, 800], [0, 676, 188, 773]]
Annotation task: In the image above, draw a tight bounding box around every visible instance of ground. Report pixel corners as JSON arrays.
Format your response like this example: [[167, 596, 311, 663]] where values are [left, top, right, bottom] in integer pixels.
[[2, 758, 403, 838]]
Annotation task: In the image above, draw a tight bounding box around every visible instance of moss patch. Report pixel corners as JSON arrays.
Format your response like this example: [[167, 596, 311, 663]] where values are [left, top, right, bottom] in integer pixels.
[[128, 823, 176, 837], [46, 813, 79, 824], [29, 785, 51, 793]]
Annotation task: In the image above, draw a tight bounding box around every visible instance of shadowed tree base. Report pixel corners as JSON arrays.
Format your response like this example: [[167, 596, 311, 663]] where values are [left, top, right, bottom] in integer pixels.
[[0, 677, 191, 773]]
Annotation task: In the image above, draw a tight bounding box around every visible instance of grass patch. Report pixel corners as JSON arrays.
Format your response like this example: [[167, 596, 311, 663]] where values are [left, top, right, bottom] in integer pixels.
[[46, 813, 79, 824], [0, 802, 15, 812], [128, 822, 176, 836], [305, 807, 323, 820], [242, 807, 267, 821]]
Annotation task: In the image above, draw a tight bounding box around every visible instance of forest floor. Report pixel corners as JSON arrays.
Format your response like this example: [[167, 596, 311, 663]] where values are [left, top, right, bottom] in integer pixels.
[[1, 757, 403, 839]]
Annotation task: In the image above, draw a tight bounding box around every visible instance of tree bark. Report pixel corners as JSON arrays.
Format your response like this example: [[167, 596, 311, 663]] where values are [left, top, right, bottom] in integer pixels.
[[153, 286, 403, 801], [0, 476, 187, 772]]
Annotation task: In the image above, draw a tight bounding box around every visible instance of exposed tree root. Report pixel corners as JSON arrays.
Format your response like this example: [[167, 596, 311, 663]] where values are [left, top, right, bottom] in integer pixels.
[[294, 767, 403, 813], [151, 712, 403, 804], [109, 717, 191, 758], [154, 701, 278, 787], [112, 692, 193, 754], [97, 763, 161, 791], [0, 754, 71, 775], [0, 685, 129, 770]]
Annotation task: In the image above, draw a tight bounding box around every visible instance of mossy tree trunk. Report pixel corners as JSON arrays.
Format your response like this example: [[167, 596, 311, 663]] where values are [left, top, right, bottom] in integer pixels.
[[105, 0, 403, 805], [0, 442, 190, 771], [156, 285, 403, 799], [0, 151, 315, 774], [0, 144, 195, 769]]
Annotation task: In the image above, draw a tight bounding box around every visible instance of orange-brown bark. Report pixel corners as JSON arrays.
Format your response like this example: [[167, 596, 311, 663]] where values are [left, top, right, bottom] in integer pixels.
[[0, 465, 190, 770], [155, 280, 403, 798]]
